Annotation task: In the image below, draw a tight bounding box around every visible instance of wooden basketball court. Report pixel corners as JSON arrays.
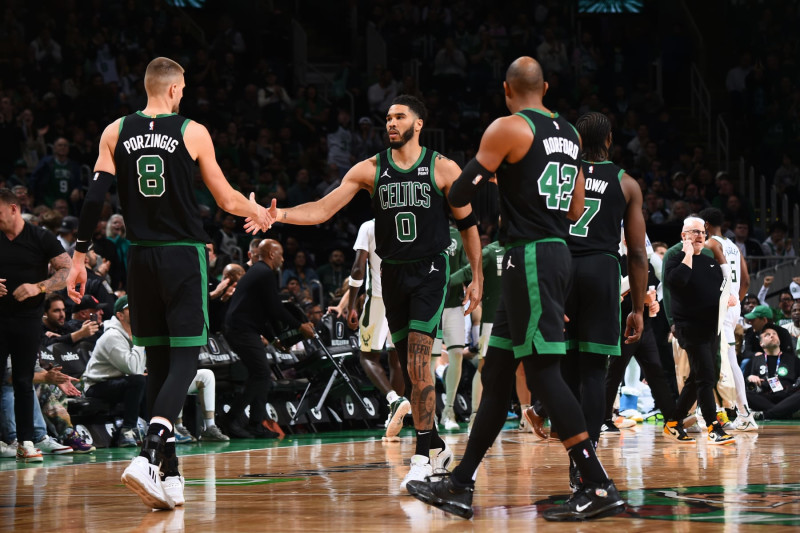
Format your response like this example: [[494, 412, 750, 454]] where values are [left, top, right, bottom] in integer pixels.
[[3, 421, 800, 531]]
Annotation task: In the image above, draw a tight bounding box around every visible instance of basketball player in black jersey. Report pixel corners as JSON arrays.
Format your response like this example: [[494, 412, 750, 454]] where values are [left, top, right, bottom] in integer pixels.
[[406, 57, 628, 521], [264, 95, 484, 489], [66, 57, 273, 510], [561, 111, 647, 490]]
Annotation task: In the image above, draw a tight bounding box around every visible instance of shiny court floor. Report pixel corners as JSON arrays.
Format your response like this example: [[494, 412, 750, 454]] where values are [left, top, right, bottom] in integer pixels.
[[3, 420, 800, 532]]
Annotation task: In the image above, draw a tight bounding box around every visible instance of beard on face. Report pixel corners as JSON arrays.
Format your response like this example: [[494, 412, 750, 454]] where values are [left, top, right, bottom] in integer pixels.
[[386, 125, 414, 149]]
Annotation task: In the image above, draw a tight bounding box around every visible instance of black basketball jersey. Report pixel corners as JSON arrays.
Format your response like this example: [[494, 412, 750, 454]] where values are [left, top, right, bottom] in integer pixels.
[[370, 147, 450, 261], [114, 111, 209, 243], [567, 160, 627, 256], [496, 108, 581, 244]]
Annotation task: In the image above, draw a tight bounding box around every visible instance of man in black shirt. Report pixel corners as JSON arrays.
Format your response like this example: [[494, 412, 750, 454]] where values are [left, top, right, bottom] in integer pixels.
[[224, 239, 314, 438], [41, 293, 99, 347], [664, 216, 734, 446], [742, 305, 795, 362], [0, 187, 72, 462]]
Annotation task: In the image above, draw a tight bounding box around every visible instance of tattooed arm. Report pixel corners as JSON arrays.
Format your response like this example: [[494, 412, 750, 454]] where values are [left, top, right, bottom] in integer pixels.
[[44, 252, 72, 292], [12, 252, 72, 302]]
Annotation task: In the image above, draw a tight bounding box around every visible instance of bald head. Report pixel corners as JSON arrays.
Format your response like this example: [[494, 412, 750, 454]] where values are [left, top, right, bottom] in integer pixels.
[[505, 56, 544, 95], [222, 263, 245, 283], [258, 239, 284, 270]]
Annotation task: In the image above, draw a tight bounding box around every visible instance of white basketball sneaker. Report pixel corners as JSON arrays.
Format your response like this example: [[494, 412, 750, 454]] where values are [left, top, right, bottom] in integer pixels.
[[162, 475, 185, 506], [121, 456, 175, 510], [400, 455, 432, 490]]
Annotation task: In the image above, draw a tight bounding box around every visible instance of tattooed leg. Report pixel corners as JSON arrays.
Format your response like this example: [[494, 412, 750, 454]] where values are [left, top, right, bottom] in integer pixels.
[[407, 331, 435, 431]]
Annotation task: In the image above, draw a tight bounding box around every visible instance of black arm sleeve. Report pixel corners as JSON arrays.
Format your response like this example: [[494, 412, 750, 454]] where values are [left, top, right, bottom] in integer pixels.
[[75, 171, 115, 253], [448, 158, 492, 208]]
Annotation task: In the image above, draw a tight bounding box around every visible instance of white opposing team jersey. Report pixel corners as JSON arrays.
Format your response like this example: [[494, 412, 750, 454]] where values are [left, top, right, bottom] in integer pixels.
[[353, 219, 382, 298], [712, 235, 741, 297]]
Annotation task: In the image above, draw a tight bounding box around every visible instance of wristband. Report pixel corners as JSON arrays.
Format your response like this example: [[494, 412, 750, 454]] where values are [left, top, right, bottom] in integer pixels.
[[348, 277, 364, 288]]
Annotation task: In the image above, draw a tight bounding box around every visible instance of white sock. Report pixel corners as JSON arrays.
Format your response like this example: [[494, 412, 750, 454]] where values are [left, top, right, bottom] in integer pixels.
[[205, 417, 215, 429], [471, 325, 480, 345], [386, 390, 399, 404]]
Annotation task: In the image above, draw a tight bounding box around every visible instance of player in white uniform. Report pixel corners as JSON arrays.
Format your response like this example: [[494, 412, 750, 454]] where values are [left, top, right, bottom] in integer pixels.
[[345, 219, 410, 438], [702, 208, 757, 431]]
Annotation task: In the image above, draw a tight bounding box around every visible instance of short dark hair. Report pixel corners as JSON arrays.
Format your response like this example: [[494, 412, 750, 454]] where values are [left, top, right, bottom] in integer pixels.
[[699, 207, 724, 228], [0, 188, 16, 206], [44, 293, 65, 312], [391, 94, 428, 123]]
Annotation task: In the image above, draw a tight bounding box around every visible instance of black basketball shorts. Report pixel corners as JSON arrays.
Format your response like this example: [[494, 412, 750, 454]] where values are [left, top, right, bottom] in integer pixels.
[[127, 242, 208, 348], [489, 239, 571, 358], [381, 252, 449, 343]]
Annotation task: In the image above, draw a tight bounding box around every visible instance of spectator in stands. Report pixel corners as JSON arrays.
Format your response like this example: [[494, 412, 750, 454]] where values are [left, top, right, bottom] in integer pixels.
[[244, 237, 263, 271], [367, 68, 398, 124], [213, 213, 241, 263], [352, 117, 383, 161], [224, 239, 314, 438], [41, 293, 99, 348], [80, 247, 115, 308], [82, 296, 146, 448], [173, 369, 230, 443], [305, 303, 324, 328], [1, 361, 75, 456], [209, 263, 245, 334], [727, 219, 764, 262], [644, 192, 669, 224], [28, 137, 82, 212], [536, 29, 569, 78], [281, 249, 319, 294], [7, 159, 29, 188], [287, 168, 315, 206], [761, 221, 795, 258], [783, 299, 800, 345], [745, 325, 800, 421], [65, 295, 105, 347], [316, 248, 348, 304], [327, 110, 354, 179], [56, 215, 78, 256], [282, 276, 313, 307], [742, 305, 795, 367], [35, 363, 95, 453], [95, 214, 130, 290]]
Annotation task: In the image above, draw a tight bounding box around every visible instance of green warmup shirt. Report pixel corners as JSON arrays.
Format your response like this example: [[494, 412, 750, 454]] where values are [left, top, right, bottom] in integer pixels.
[[443, 225, 467, 308], [450, 240, 504, 324]]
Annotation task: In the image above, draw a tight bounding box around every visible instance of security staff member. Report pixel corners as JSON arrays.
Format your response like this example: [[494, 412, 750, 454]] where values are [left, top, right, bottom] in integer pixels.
[[0, 187, 72, 460], [224, 239, 314, 438]]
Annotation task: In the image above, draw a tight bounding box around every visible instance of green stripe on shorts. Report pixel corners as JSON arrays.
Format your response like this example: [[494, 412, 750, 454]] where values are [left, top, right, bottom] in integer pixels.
[[514, 241, 566, 358], [488, 335, 513, 351]]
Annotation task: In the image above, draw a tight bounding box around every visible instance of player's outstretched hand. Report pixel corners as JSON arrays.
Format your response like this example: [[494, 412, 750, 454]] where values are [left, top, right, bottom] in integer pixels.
[[243, 193, 275, 234], [66, 260, 87, 304], [462, 279, 483, 315], [623, 310, 643, 344]]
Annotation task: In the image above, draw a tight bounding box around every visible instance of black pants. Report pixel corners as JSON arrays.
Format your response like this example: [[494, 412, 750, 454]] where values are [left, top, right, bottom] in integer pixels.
[[746, 389, 800, 419], [604, 325, 676, 421], [86, 375, 147, 428], [0, 316, 41, 442], [562, 351, 607, 443], [672, 325, 718, 424], [226, 329, 272, 423]]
